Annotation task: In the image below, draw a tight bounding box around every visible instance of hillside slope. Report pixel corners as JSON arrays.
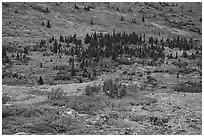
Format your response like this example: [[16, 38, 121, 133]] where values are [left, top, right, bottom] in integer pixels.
[[2, 2, 202, 47], [2, 2, 202, 135]]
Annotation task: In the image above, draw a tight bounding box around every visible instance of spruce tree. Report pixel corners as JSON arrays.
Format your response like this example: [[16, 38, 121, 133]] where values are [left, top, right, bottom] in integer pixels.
[[42, 21, 44, 26], [177, 72, 179, 78], [182, 50, 188, 58], [47, 20, 51, 28], [142, 16, 145, 22], [175, 52, 178, 59], [93, 69, 97, 77], [71, 64, 76, 76], [22, 54, 26, 59], [2, 47, 10, 64], [16, 52, 20, 60], [38, 76, 44, 85], [59, 35, 64, 42], [121, 16, 124, 21], [24, 47, 28, 54], [40, 62, 43, 68], [75, 3, 79, 10], [128, 7, 132, 12], [199, 18, 202, 22], [53, 41, 58, 54]]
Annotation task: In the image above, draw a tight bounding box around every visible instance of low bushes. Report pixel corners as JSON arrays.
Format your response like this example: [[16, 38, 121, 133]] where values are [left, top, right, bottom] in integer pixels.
[[47, 88, 67, 100], [179, 67, 193, 74], [2, 71, 13, 79], [103, 79, 127, 99], [67, 96, 106, 115], [2, 105, 60, 119], [28, 115, 76, 134], [2, 93, 11, 104], [84, 84, 101, 96], [2, 105, 77, 134], [173, 81, 202, 93], [82, 79, 128, 99], [54, 71, 71, 81], [46, 95, 106, 115], [2, 78, 29, 86]]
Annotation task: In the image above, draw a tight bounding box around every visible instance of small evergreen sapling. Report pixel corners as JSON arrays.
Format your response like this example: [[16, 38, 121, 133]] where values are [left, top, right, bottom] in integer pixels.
[[47, 20, 51, 28], [38, 76, 44, 85], [91, 19, 93, 25]]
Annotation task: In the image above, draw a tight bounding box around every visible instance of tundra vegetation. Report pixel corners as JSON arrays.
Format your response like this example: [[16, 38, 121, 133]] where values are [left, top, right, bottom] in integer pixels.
[[2, 2, 202, 135]]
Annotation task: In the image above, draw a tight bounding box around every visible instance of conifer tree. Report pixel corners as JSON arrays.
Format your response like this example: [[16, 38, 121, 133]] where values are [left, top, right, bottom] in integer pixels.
[[93, 69, 97, 77], [24, 47, 28, 54], [177, 72, 179, 78], [75, 3, 79, 10], [53, 41, 58, 54], [47, 20, 51, 28], [121, 16, 124, 21], [71, 64, 76, 76], [59, 35, 64, 42], [182, 50, 188, 58], [38, 76, 44, 85], [128, 7, 132, 12], [142, 16, 145, 22], [23, 53, 26, 58], [91, 19, 93, 25], [175, 52, 178, 59], [199, 18, 202, 22], [40, 62, 43, 68], [16, 52, 20, 60], [2, 47, 10, 64], [42, 21, 44, 26]]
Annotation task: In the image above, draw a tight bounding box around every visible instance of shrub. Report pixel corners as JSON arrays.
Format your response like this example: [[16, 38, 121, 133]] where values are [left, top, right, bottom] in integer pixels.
[[2, 105, 27, 118], [2, 105, 68, 134], [179, 67, 193, 74], [84, 84, 101, 96], [116, 57, 132, 65], [28, 89, 46, 96], [129, 114, 149, 122], [147, 75, 156, 81], [2, 71, 12, 79], [150, 115, 169, 126], [68, 96, 105, 115], [46, 96, 106, 115], [2, 78, 29, 86], [2, 93, 11, 104], [29, 115, 76, 134], [103, 79, 127, 99], [2, 105, 60, 119], [173, 81, 202, 93], [54, 71, 71, 81], [31, 4, 50, 13], [47, 88, 67, 100]]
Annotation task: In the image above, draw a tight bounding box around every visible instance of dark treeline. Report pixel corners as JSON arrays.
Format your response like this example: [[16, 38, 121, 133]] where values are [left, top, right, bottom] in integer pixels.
[[83, 31, 165, 62], [35, 31, 198, 64], [3, 30, 198, 67]]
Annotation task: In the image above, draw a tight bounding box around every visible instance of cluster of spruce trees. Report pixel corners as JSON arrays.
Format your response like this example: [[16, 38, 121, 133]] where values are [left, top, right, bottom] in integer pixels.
[[36, 31, 197, 64], [82, 31, 166, 61], [165, 36, 193, 50]]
